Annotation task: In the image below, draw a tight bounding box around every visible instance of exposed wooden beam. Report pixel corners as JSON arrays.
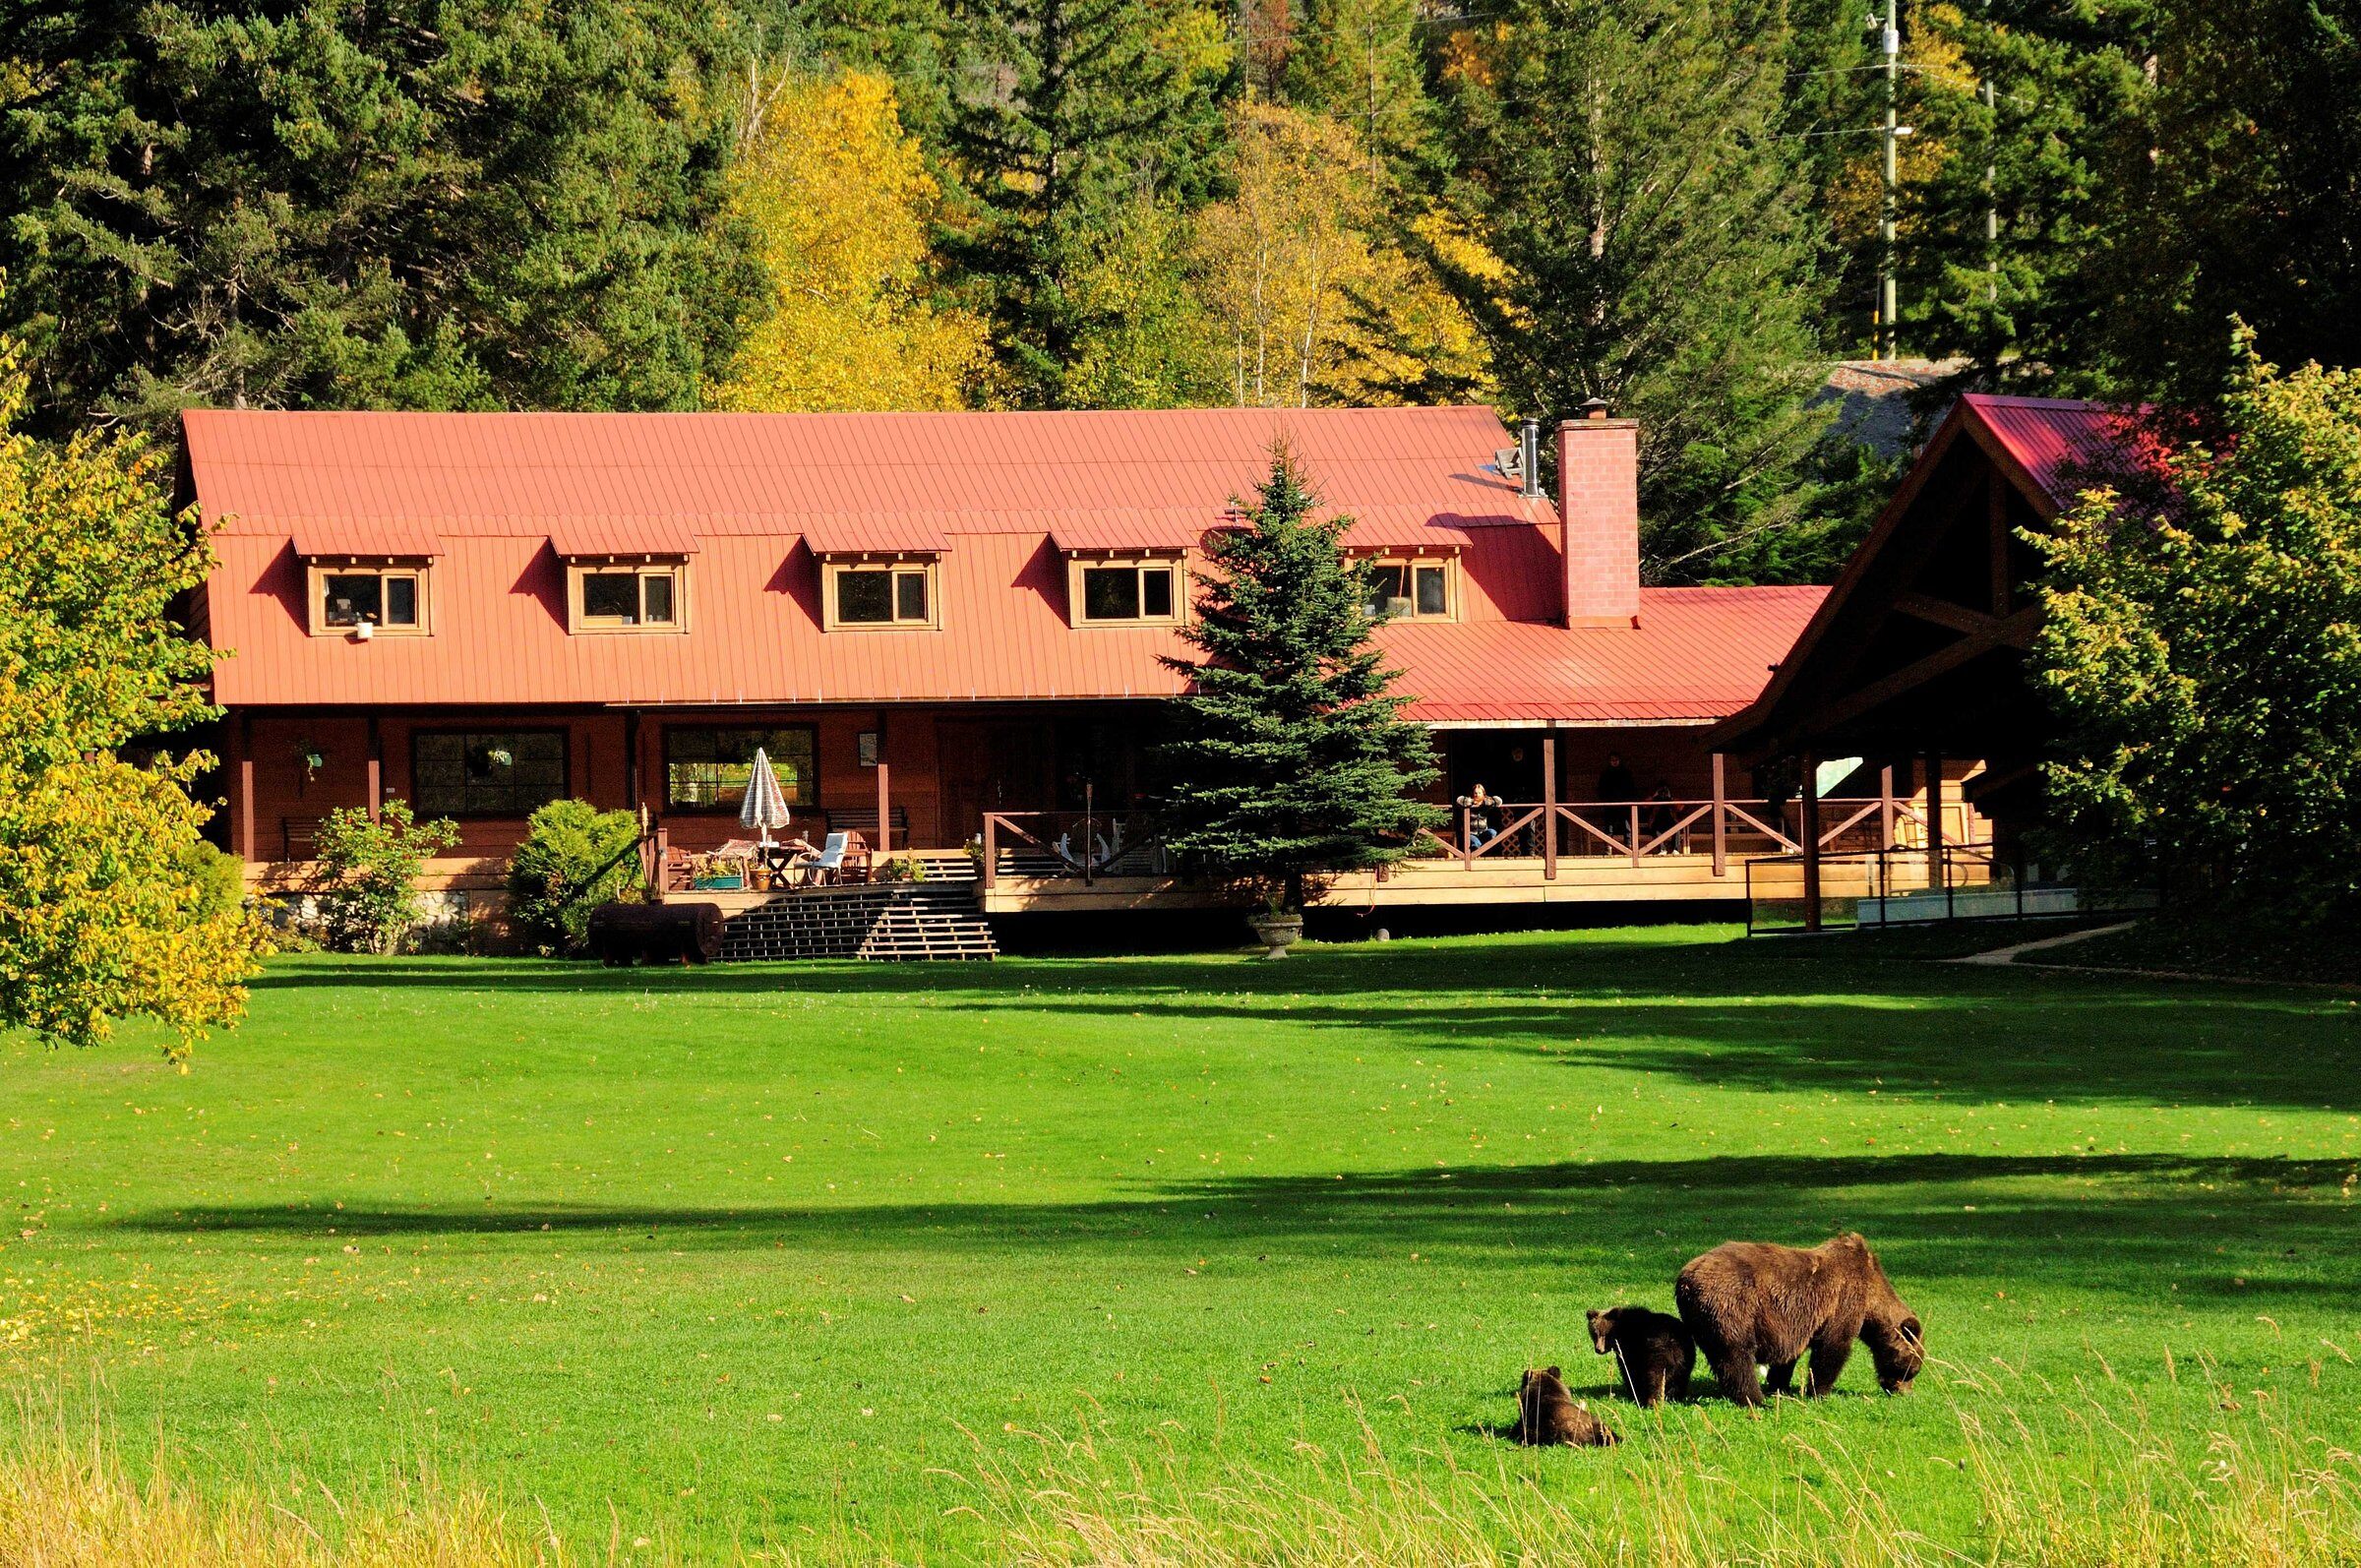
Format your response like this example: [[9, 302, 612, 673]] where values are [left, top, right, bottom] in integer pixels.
[[1893, 591, 2039, 647], [1987, 467, 2013, 615], [1798, 605, 2042, 738]]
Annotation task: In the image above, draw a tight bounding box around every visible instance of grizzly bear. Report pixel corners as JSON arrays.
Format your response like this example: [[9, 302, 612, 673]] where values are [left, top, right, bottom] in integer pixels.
[[1673, 1234, 1924, 1407], [1515, 1366, 1619, 1447], [1587, 1304, 1695, 1407]]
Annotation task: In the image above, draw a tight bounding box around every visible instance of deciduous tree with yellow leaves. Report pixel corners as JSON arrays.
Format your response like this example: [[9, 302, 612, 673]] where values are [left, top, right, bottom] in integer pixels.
[[708, 70, 985, 412], [0, 328, 265, 1060]]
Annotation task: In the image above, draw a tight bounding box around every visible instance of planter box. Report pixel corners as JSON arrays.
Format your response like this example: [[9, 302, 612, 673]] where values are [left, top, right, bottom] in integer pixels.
[[691, 875, 744, 891]]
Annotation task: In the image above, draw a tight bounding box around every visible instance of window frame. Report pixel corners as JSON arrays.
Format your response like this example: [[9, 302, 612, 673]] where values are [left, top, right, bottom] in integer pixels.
[[306, 559, 433, 636], [820, 557, 940, 632], [660, 724, 820, 814], [565, 558, 690, 634], [405, 727, 571, 820], [1351, 552, 1459, 623], [1065, 554, 1187, 628]]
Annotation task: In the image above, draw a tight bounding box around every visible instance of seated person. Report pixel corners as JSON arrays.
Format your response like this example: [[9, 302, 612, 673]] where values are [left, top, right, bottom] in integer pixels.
[[1456, 783, 1502, 849]]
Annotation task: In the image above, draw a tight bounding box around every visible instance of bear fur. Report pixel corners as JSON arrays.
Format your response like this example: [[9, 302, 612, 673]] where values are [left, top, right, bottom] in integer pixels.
[[1587, 1304, 1695, 1406], [1673, 1233, 1924, 1407], [1515, 1366, 1618, 1447]]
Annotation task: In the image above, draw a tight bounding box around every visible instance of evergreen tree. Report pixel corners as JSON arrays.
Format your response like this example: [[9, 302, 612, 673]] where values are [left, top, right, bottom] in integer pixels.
[[1897, 1, 2157, 386], [1427, 0, 1841, 583], [0, 0, 762, 433], [1157, 450, 1440, 911], [942, 0, 1234, 405], [2075, 0, 2361, 407]]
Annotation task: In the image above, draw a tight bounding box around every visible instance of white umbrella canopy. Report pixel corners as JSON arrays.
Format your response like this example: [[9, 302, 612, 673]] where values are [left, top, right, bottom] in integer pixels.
[[739, 748, 793, 847]]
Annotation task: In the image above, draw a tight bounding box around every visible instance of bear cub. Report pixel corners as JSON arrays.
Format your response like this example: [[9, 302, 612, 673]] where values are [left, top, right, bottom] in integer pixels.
[[1587, 1304, 1695, 1407], [1515, 1366, 1618, 1447]]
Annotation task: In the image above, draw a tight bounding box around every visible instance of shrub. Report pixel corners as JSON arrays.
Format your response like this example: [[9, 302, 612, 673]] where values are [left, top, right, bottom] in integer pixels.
[[507, 800, 644, 954], [177, 840, 247, 922], [310, 800, 458, 954], [875, 854, 928, 884]]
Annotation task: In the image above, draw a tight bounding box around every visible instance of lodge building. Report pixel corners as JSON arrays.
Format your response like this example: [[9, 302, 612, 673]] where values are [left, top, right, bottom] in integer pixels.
[[179, 396, 2117, 942]]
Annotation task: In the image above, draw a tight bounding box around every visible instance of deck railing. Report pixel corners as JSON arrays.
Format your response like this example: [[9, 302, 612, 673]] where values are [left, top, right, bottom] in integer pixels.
[[1420, 796, 1963, 878], [978, 796, 1968, 889], [980, 811, 1164, 888]]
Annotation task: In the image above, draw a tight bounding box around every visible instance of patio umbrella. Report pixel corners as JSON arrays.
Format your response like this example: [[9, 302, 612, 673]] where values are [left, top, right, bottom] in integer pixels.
[[739, 748, 793, 848]]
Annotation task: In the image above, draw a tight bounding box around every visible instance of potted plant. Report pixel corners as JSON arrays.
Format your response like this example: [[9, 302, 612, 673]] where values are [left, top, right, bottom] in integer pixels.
[[1246, 887, 1303, 959], [690, 853, 743, 891]]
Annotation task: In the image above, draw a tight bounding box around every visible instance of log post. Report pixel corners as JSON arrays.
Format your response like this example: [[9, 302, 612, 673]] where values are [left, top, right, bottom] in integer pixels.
[[982, 814, 998, 892], [875, 710, 891, 853], [1924, 752, 1946, 899], [1541, 731, 1558, 881], [234, 711, 255, 865], [1801, 752, 1823, 932], [1628, 803, 1641, 868], [1710, 752, 1728, 877], [366, 716, 383, 824], [1460, 804, 1473, 870]]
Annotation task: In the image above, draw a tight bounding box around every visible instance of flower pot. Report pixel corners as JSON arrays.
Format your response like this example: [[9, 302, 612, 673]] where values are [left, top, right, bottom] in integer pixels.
[[1246, 913, 1303, 959]]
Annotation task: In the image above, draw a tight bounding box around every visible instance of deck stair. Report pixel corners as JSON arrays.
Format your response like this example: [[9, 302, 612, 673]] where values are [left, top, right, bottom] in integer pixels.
[[718, 880, 996, 962]]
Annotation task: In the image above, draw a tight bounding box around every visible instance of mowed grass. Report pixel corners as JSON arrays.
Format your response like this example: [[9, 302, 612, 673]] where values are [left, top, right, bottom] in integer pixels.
[[3, 927, 2359, 1560]]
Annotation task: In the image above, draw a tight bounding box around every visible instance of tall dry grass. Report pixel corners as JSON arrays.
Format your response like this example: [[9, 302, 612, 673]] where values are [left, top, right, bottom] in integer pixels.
[[931, 1365, 2361, 1568], [4, 1360, 2357, 1566]]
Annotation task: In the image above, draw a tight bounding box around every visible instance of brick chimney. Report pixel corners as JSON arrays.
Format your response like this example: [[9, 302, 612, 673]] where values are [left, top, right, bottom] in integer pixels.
[[1558, 401, 1640, 627]]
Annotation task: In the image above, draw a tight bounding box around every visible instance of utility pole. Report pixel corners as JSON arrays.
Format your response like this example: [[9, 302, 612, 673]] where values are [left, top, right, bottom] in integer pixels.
[[1878, 0, 1901, 362]]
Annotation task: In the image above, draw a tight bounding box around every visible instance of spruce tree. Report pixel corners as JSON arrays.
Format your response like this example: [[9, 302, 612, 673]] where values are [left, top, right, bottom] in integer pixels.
[[1157, 449, 1439, 912], [1426, 0, 1841, 583], [0, 0, 761, 434]]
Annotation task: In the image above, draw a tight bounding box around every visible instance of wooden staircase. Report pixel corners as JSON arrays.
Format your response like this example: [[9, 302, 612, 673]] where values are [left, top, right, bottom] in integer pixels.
[[717, 878, 998, 962]]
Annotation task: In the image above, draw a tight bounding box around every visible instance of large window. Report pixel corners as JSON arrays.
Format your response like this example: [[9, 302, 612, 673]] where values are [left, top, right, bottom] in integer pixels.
[[569, 563, 684, 632], [664, 726, 817, 813], [1072, 560, 1181, 626], [823, 562, 936, 630], [409, 730, 568, 818], [308, 564, 428, 635], [1362, 559, 1453, 621]]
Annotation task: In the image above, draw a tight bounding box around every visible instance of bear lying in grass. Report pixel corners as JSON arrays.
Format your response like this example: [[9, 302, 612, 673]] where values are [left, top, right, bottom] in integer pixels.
[[1673, 1234, 1923, 1407], [1515, 1367, 1618, 1447], [1587, 1304, 1694, 1407]]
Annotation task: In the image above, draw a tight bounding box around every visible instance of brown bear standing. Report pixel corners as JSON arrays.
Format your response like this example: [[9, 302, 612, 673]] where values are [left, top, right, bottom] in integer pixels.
[[1587, 1304, 1695, 1406], [1515, 1367, 1618, 1447], [1673, 1234, 1924, 1407]]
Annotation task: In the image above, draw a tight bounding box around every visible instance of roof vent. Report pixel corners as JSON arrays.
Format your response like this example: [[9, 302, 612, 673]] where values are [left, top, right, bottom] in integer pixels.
[[1518, 418, 1543, 499]]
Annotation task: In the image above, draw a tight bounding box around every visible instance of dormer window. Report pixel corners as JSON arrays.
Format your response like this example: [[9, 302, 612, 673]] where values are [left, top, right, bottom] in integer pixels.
[[1070, 558, 1183, 627], [1358, 557, 1455, 621], [823, 560, 938, 630], [570, 562, 685, 632], [306, 562, 432, 635]]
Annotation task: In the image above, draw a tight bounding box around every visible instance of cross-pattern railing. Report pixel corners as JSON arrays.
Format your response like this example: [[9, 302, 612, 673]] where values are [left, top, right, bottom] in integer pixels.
[[980, 811, 1164, 888], [1422, 796, 1963, 879]]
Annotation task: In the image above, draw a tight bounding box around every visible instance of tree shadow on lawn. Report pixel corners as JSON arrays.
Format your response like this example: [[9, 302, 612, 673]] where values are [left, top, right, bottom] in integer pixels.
[[944, 987, 2361, 1115], [117, 1150, 2358, 1306], [244, 948, 2361, 1115]]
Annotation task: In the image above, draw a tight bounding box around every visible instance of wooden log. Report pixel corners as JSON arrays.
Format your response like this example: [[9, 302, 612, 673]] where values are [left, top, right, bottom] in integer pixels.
[[587, 901, 723, 966]]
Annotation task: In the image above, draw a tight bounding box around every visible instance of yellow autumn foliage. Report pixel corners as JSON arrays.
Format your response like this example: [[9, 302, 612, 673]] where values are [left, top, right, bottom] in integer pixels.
[[0, 323, 266, 1059], [1191, 104, 1489, 407], [709, 71, 985, 412]]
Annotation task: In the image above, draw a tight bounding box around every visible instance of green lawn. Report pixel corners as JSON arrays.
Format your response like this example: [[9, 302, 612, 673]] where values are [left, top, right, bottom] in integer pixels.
[[4, 928, 2359, 1560]]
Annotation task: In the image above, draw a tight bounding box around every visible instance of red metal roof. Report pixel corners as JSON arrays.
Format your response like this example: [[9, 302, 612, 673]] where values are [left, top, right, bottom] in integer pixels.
[[799, 514, 955, 557], [1383, 588, 1825, 724], [288, 520, 443, 559], [189, 404, 1817, 725], [547, 518, 700, 558], [1960, 394, 2161, 515]]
